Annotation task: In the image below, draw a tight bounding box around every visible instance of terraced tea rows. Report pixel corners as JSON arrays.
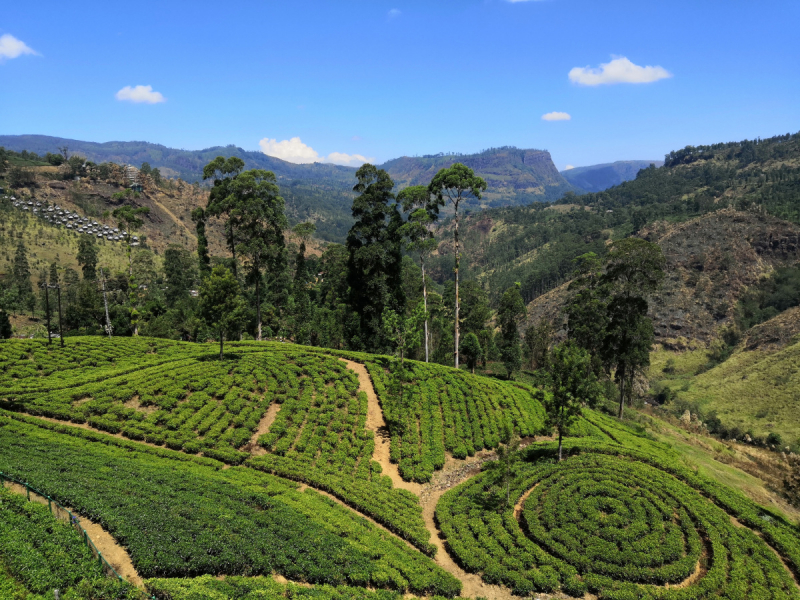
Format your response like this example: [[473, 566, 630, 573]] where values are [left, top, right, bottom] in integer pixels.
[[0, 485, 136, 599], [437, 442, 800, 599], [0, 416, 460, 596], [366, 359, 545, 482]]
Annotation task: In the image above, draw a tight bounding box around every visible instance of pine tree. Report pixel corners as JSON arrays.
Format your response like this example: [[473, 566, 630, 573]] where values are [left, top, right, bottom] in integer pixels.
[[12, 242, 32, 307], [76, 237, 98, 280], [498, 283, 526, 379], [346, 164, 405, 352]]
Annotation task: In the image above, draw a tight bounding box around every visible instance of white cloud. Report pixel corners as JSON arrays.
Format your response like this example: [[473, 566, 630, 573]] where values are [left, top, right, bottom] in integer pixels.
[[388, 8, 401, 17], [326, 151, 375, 166], [563, 165, 575, 170], [259, 137, 321, 163], [0, 34, 38, 61], [542, 111, 571, 121], [568, 56, 672, 86], [115, 85, 166, 104], [258, 137, 374, 167]]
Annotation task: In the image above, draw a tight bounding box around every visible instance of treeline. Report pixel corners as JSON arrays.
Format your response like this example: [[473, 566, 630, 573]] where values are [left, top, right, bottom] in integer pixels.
[[0, 157, 538, 378]]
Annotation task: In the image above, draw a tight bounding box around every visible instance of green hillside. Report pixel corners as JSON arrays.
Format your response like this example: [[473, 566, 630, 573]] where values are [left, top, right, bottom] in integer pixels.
[[429, 131, 800, 304], [0, 337, 799, 599]]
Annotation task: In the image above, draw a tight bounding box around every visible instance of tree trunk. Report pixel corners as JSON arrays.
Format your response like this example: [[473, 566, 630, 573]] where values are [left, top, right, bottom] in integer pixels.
[[618, 363, 626, 418], [454, 200, 460, 369], [228, 228, 238, 278], [422, 258, 429, 363], [219, 328, 224, 359], [558, 428, 563, 461], [256, 271, 262, 342]]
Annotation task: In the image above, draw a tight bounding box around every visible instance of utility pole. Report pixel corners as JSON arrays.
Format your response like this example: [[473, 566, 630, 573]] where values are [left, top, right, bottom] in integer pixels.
[[54, 284, 64, 348], [99, 268, 113, 337], [41, 283, 52, 345]]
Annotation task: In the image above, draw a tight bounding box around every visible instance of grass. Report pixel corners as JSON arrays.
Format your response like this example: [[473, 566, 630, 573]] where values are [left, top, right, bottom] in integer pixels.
[[634, 414, 800, 522], [0, 210, 155, 283], [650, 344, 800, 444]]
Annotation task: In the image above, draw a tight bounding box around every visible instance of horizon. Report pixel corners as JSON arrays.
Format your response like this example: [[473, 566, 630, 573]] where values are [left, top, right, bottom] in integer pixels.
[[1, 1, 799, 170]]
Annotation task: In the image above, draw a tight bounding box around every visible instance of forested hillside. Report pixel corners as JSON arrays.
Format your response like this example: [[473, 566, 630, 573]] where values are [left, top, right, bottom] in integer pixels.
[[432, 131, 800, 306]]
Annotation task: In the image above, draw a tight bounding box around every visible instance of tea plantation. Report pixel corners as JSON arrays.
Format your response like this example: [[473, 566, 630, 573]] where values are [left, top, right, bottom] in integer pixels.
[[1, 337, 799, 599]]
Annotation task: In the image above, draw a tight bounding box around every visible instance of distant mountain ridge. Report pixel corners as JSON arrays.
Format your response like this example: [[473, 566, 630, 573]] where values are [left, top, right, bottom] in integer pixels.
[[0, 135, 579, 240], [561, 159, 664, 193]]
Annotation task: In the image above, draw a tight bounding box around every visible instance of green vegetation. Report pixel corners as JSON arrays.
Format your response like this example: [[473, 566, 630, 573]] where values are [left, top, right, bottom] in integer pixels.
[[651, 343, 800, 444], [736, 265, 800, 330], [432, 131, 800, 304], [360, 355, 545, 482], [0, 486, 136, 600], [0, 338, 436, 551], [146, 575, 448, 600], [437, 434, 800, 599], [0, 417, 459, 596]]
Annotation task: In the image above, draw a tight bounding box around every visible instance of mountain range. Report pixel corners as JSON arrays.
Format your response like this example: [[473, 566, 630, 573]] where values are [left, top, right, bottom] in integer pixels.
[[0, 135, 588, 240], [560, 159, 664, 193]]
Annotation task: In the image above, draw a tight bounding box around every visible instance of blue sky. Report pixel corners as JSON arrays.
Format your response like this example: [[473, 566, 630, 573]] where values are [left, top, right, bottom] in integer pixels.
[[1, 0, 798, 169]]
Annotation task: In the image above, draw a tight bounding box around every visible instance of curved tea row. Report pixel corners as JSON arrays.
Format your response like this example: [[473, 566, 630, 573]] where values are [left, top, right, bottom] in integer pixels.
[[437, 443, 800, 599]]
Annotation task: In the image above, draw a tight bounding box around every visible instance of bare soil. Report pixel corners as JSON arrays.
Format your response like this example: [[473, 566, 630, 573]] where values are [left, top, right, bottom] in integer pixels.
[[339, 359, 422, 495], [241, 401, 281, 455]]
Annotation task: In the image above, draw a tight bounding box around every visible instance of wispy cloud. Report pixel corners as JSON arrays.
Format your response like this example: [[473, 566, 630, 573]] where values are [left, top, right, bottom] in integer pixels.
[[563, 165, 575, 170], [0, 34, 38, 61], [115, 85, 166, 104], [542, 111, 571, 121], [388, 8, 401, 18], [259, 137, 374, 167], [569, 56, 672, 86]]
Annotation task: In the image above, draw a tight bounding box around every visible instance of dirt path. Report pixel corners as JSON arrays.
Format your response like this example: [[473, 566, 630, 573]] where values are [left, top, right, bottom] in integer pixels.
[[2, 481, 142, 587], [241, 401, 281, 456], [339, 359, 422, 495]]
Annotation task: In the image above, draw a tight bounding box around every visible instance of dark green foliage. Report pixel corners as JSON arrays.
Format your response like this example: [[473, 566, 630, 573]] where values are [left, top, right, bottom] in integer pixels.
[[736, 265, 800, 330], [497, 283, 526, 378], [459, 332, 482, 373], [11, 242, 32, 306], [0, 310, 11, 339], [190, 207, 211, 275], [198, 266, 247, 357], [163, 245, 197, 308], [524, 318, 552, 371], [347, 165, 405, 352], [544, 342, 602, 460], [600, 239, 665, 417], [6, 167, 36, 188], [76, 237, 98, 281]]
